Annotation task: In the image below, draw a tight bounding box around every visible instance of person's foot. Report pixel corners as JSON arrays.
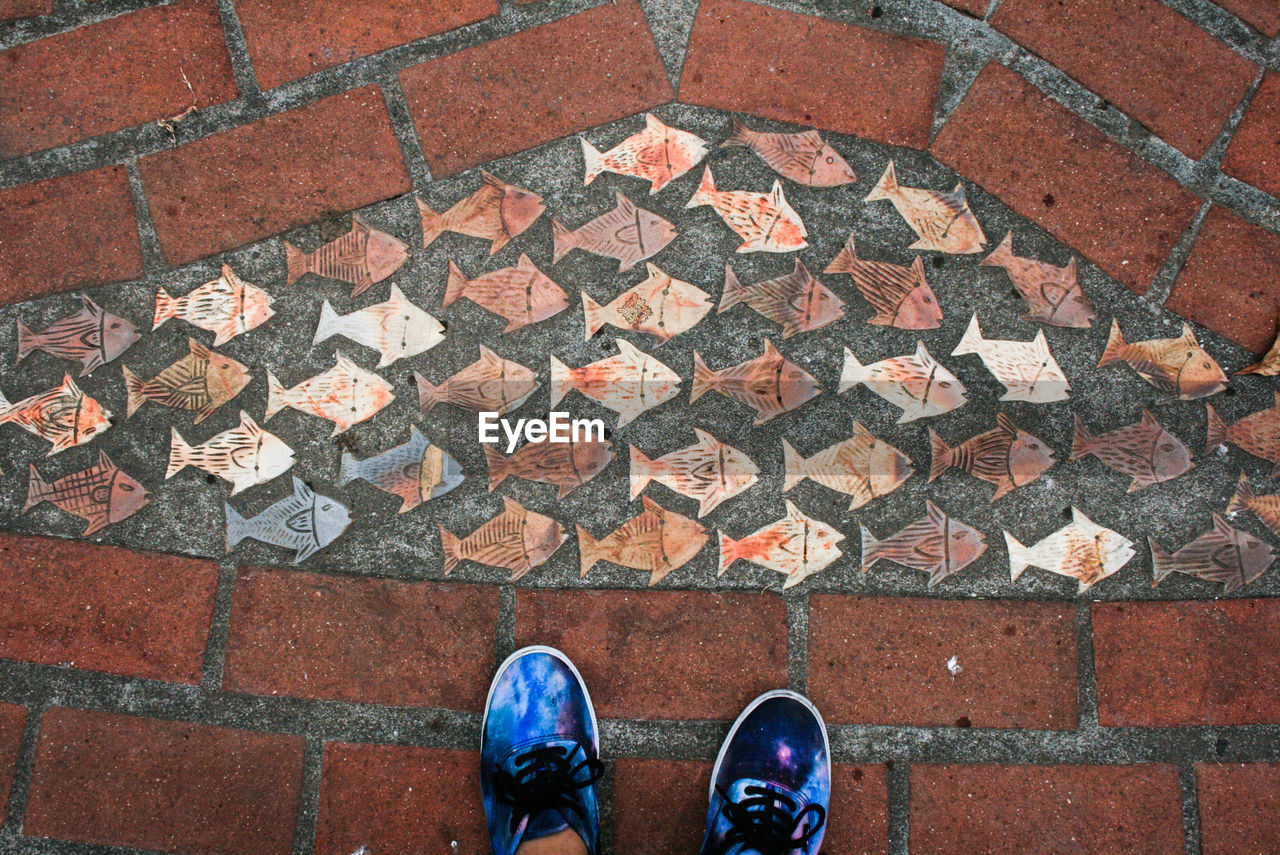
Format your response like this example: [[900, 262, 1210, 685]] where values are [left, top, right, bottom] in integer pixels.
[[699, 690, 830, 855], [481, 645, 602, 855]]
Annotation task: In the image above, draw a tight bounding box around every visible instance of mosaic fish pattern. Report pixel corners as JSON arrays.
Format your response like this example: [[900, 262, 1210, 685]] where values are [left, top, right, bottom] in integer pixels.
[[440, 496, 567, 581], [1098, 320, 1228, 400], [824, 237, 940, 330], [286, 218, 409, 298], [416, 346, 539, 415], [718, 500, 845, 588], [980, 232, 1094, 328], [419, 172, 546, 255], [122, 338, 251, 424], [18, 295, 140, 376], [155, 265, 275, 346], [1205, 393, 1280, 474], [550, 338, 681, 428], [629, 428, 759, 517], [167, 411, 295, 495], [445, 255, 568, 333], [1005, 508, 1136, 592], [1071, 410, 1192, 492], [840, 342, 967, 423], [686, 167, 808, 253], [782, 421, 913, 511], [719, 260, 844, 338], [582, 263, 712, 344], [930, 413, 1055, 500], [1150, 513, 1274, 592], [722, 118, 856, 187], [581, 113, 709, 193], [338, 426, 464, 512], [552, 191, 677, 270], [486, 434, 612, 498], [866, 160, 985, 254], [692, 340, 820, 425], [861, 500, 987, 587], [952, 314, 1070, 403], [313, 283, 445, 367], [265, 352, 395, 435], [26, 450, 147, 535], [577, 495, 708, 586], [0, 374, 113, 454], [226, 476, 351, 563]]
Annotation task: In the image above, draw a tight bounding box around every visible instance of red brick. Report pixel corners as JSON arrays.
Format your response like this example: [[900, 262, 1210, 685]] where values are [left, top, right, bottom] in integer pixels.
[[826, 764, 890, 855], [237, 0, 498, 90], [514, 589, 787, 720], [1197, 762, 1280, 855], [940, 0, 989, 16], [1167, 206, 1280, 352], [808, 596, 1077, 729], [931, 62, 1200, 294], [0, 0, 48, 21], [0, 165, 143, 304], [910, 764, 1183, 854], [224, 568, 499, 708], [25, 707, 304, 855], [992, 0, 1256, 158], [399, 0, 673, 177], [1216, 0, 1280, 37], [0, 534, 218, 685], [314, 743, 486, 855], [680, 0, 945, 150], [1093, 599, 1280, 727], [1222, 72, 1280, 198], [0, 703, 26, 821], [0, 0, 236, 158], [140, 86, 409, 264]]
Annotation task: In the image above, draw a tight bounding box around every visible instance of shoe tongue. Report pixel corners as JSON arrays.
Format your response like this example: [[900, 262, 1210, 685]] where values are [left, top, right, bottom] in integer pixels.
[[522, 810, 570, 841]]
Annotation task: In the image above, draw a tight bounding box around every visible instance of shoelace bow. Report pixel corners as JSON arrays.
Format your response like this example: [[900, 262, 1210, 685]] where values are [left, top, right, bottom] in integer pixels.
[[716, 783, 827, 855], [493, 741, 603, 834]]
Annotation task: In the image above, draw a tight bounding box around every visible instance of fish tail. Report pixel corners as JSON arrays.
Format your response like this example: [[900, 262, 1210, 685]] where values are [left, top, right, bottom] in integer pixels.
[[981, 230, 1014, 267], [551, 219, 579, 264], [1004, 532, 1029, 581], [336, 451, 358, 486], [284, 242, 310, 285], [838, 349, 865, 394], [313, 300, 341, 345], [1204, 404, 1227, 451], [580, 137, 605, 185], [721, 117, 753, 149], [438, 524, 462, 576], [152, 286, 179, 329], [826, 235, 858, 274], [859, 525, 882, 572], [15, 319, 38, 362], [952, 314, 984, 356], [866, 160, 898, 202], [1069, 415, 1095, 461], [685, 165, 716, 208], [576, 525, 601, 578], [165, 427, 193, 479], [121, 364, 147, 418], [690, 351, 719, 403], [264, 370, 289, 420], [717, 265, 746, 313], [417, 197, 446, 248], [927, 429, 953, 481], [781, 439, 808, 491], [581, 292, 607, 339], [415, 372, 444, 414], [442, 260, 469, 308], [484, 444, 509, 491], [1098, 318, 1127, 367], [549, 355, 574, 407], [1227, 472, 1255, 516], [628, 445, 656, 499], [225, 502, 250, 550], [23, 464, 50, 513], [717, 531, 741, 576], [1149, 537, 1175, 586]]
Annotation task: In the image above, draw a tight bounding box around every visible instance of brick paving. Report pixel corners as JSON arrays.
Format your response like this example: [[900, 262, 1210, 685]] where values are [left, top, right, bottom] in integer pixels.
[[1, 1, 1280, 854]]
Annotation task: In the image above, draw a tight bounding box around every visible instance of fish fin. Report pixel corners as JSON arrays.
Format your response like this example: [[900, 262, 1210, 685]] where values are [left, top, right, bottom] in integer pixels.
[[838, 348, 864, 394], [576, 525, 600, 578], [1149, 537, 1175, 586], [121, 364, 146, 418], [686, 166, 716, 208], [629, 444, 655, 499], [768, 180, 785, 211], [417, 196, 446, 248], [717, 531, 740, 576], [718, 265, 746, 313], [443, 260, 471, 309], [781, 439, 807, 492], [1069, 414, 1094, 461], [1227, 472, 1254, 516], [825, 235, 858, 274], [409, 373, 445, 416], [313, 300, 341, 345], [952, 313, 984, 356], [995, 412, 1019, 436], [292, 541, 319, 564], [284, 242, 310, 285], [225, 502, 249, 550], [991, 480, 1015, 501], [23, 464, 49, 513], [15, 319, 38, 362], [551, 219, 578, 264], [859, 525, 881, 573], [1004, 532, 1029, 581], [264, 370, 288, 420], [152, 286, 178, 330], [1204, 404, 1227, 451], [928, 429, 952, 482], [549, 354, 573, 407], [438, 525, 462, 576], [488, 231, 511, 256], [165, 427, 192, 479], [484, 444, 508, 492], [580, 137, 604, 185], [336, 451, 359, 487], [722, 117, 752, 149], [581, 291, 607, 339], [1098, 318, 1127, 367], [981, 230, 1014, 267], [865, 160, 898, 202], [690, 351, 718, 403]]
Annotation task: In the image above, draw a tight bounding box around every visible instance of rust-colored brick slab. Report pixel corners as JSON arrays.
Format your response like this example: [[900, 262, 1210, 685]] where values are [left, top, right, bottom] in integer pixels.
[[0, 703, 26, 821], [680, 0, 945, 150], [911, 764, 1183, 854], [1093, 599, 1280, 726], [613, 759, 711, 855], [992, 0, 1256, 158], [0, 0, 48, 21], [1197, 763, 1280, 855], [237, 0, 498, 89], [1222, 73, 1280, 198], [314, 743, 487, 855], [931, 62, 1200, 294], [0, 165, 143, 304], [399, 0, 673, 177], [940, 0, 989, 15], [808, 596, 1077, 728], [1167, 206, 1280, 353], [0, 0, 236, 158], [25, 707, 304, 855], [0, 534, 217, 684], [514, 589, 787, 720], [140, 86, 410, 264], [1217, 0, 1280, 36], [827, 764, 890, 855], [224, 568, 499, 708]]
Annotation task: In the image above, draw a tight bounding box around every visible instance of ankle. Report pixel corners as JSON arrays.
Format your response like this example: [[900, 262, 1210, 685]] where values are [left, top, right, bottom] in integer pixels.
[[514, 826, 588, 855]]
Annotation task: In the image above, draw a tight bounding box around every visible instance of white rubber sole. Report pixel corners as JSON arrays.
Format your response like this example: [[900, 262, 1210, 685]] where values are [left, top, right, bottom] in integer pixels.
[[708, 689, 831, 801], [481, 644, 601, 753]]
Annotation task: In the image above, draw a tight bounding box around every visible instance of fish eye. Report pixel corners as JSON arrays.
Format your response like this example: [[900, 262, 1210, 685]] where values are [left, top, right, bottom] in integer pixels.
[[825, 156, 834, 164], [120, 484, 134, 492], [110, 322, 121, 329], [321, 503, 332, 511], [1158, 443, 1174, 452], [939, 381, 952, 388], [952, 532, 966, 540], [923, 295, 933, 303]]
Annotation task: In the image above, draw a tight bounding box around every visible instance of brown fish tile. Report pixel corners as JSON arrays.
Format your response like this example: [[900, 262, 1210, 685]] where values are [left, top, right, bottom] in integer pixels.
[[824, 237, 941, 329], [550, 339, 681, 428], [722, 118, 856, 187], [1206, 392, 1280, 474], [25, 450, 148, 535], [692, 340, 820, 425], [860, 500, 987, 587], [1150, 513, 1274, 593], [577, 495, 709, 585], [582, 113, 709, 193], [123, 338, 251, 424], [486, 434, 612, 498], [1070, 410, 1192, 492], [1227, 473, 1280, 537], [930, 412, 1055, 500], [419, 171, 546, 255], [444, 254, 567, 333], [782, 420, 913, 510], [285, 217, 409, 298], [686, 167, 807, 253], [17, 295, 140, 376], [0, 375, 113, 455], [980, 231, 1094, 328], [551, 190, 677, 271], [416, 346, 539, 415], [582, 263, 712, 344], [719, 260, 844, 338], [439, 496, 567, 581], [866, 160, 985, 254], [1098, 319, 1227, 400]]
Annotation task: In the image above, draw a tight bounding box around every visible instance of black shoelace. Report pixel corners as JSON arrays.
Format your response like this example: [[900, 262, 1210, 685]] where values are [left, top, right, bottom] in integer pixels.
[[493, 741, 604, 834], [716, 783, 827, 855]]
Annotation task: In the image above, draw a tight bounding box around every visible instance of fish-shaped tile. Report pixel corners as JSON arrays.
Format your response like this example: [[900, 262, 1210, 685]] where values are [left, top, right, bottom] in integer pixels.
[[485, 434, 612, 498], [629, 427, 759, 517], [1098, 319, 1227, 400], [0, 375, 112, 455], [840, 342, 967, 423], [721, 118, 856, 187], [166, 410, 295, 495], [439, 496, 567, 581], [952, 314, 1070, 403], [25, 450, 148, 535], [285, 217, 409, 298], [582, 263, 712, 345], [824, 237, 940, 330], [577, 494, 709, 586], [1005, 507, 1135, 592], [581, 113, 709, 193], [313, 283, 445, 367], [718, 500, 845, 589], [719, 260, 844, 338], [419, 172, 546, 255], [1151, 514, 1274, 593], [17, 295, 139, 376], [416, 346, 539, 415], [225, 476, 351, 563], [980, 232, 1093, 328], [338, 426, 464, 512], [686, 167, 807, 253], [1237, 311, 1280, 375], [929, 413, 1055, 500], [551, 190, 677, 271], [1206, 393, 1280, 474], [692, 339, 820, 425], [865, 160, 986, 254], [444, 254, 568, 333], [860, 500, 987, 587], [1071, 410, 1192, 492], [154, 264, 275, 346], [1227, 473, 1280, 536], [122, 338, 252, 424], [550, 338, 681, 428], [782, 420, 913, 510], [265, 352, 395, 435]]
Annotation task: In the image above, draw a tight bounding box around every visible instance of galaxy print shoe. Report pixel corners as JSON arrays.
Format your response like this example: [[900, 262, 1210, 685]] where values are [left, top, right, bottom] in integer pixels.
[[699, 690, 830, 855], [481, 646, 603, 855]]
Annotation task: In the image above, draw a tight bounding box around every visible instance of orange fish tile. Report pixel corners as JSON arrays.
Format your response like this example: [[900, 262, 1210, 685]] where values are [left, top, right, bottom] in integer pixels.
[[439, 496, 568, 581], [866, 160, 986, 254], [581, 113, 709, 193], [577, 494, 709, 586], [551, 190, 678, 271], [782, 420, 913, 510], [1005, 508, 1136, 592], [486, 433, 612, 498], [265, 352, 395, 436], [629, 427, 759, 516], [582, 263, 712, 344], [722, 118, 856, 187], [155, 264, 276, 346], [444, 254, 568, 333], [285, 217, 409, 298], [1206, 392, 1280, 473], [313, 283, 445, 367], [691, 339, 820, 425], [930, 412, 1055, 500], [840, 342, 967, 423], [1236, 310, 1280, 376], [123, 338, 251, 424], [1071, 410, 1192, 492], [980, 232, 1094, 328], [685, 167, 808, 253], [861, 500, 987, 587], [1227, 473, 1280, 537], [718, 500, 845, 589], [166, 410, 295, 495], [824, 237, 941, 330], [719, 260, 844, 338], [416, 346, 539, 416], [17, 295, 140, 376], [1098, 319, 1227, 400], [419, 171, 546, 255], [1150, 513, 1274, 593], [550, 338, 681, 428], [952, 314, 1070, 403], [25, 450, 148, 535]]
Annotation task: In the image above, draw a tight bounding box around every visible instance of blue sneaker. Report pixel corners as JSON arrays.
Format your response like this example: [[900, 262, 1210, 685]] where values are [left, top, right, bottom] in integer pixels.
[[481, 645, 602, 855], [699, 690, 830, 855]]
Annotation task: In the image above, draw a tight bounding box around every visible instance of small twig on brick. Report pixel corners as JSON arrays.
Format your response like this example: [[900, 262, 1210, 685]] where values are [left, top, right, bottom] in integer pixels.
[[157, 66, 200, 141]]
